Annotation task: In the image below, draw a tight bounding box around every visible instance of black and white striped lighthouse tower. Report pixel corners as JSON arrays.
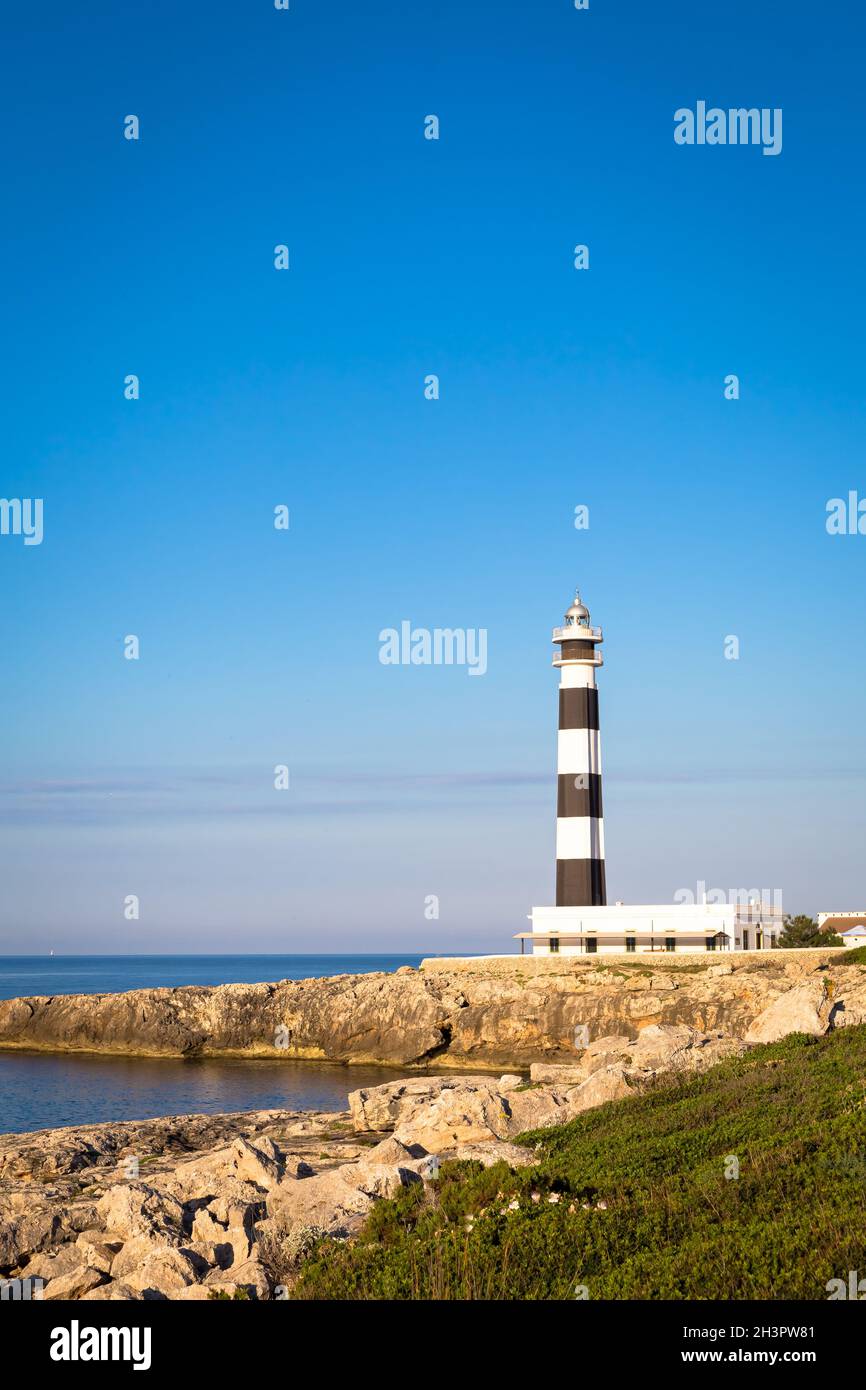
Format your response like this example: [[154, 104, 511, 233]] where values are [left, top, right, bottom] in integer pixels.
[[552, 589, 606, 907]]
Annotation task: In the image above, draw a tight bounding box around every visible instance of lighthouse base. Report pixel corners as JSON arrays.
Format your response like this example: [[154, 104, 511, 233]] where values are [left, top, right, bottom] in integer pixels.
[[522, 903, 784, 955]]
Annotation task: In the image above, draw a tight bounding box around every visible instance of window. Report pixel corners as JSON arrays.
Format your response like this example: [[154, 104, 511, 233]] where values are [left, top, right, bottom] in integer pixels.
[[706, 936, 716, 951], [549, 936, 560, 955], [585, 937, 598, 954], [625, 936, 636, 953], [665, 936, 676, 952]]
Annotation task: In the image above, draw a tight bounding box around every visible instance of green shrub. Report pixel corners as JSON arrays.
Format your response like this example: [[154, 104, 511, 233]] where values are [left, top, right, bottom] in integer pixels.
[[292, 1027, 866, 1301]]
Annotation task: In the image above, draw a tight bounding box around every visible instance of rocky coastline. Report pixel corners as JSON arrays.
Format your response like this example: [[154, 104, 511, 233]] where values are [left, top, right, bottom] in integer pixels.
[[0, 948, 863, 1068], [1, 948, 864, 1301]]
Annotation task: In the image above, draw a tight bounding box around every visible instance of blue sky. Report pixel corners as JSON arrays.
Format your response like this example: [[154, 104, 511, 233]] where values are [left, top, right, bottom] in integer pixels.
[[1, 0, 864, 952]]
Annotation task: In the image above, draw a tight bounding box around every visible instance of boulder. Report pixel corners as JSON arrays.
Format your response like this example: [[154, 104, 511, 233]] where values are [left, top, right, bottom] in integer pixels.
[[191, 1208, 226, 1243], [529, 1063, 585, 1085], [79, 1280, 141, 1301], [121, 1247, 200, 1297], [340, 1161, 423, 1199], [348, 1076, 495, 1132], [42, 1265, 107, 1300], [745, 985, 834, 1044], [205, 1181, 266, 1229], [565, 1064, 634, 1112], [96, 1183, 184, 1242], [204, 1257, 270, 1300], [111, 1233, 184, 1280], [75, 1238, 121, 1275], [266, 1168, 375, 1236], [230, 1136, 284, 1189], [0, 1210, 59, 1269], [20, 1243, 89, 1283], [436, 1140, 538, 1169]]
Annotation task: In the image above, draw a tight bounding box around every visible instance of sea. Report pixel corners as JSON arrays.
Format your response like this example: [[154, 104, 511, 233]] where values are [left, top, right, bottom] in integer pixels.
[[0, 954, 457, 1136]]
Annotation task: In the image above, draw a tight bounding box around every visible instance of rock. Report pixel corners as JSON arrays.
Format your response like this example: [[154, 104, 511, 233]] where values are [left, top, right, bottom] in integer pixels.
[[42, 1265, 107, 1300], [121, 1247, 200, 1297], [390, 1082, 511, 1151], [745, 985, 834, 1044], [96, 1183, 184, 1242], [204, 1257, 269, 1300], [230, 1136, 284, 1189], [565, 1065, 634, 1112], [358, 1136, 424, 1165], [281, 1155, 315, 1178], [530, 1027, 744, 1086], [575, 1035, 636, 1074], [20, 1243, 89, 1283], [436, 1140, 538, 1169], [0, 1209, 60, 1269], [628, 1024, 744, 1073], [529, 1063, 585, 1085], [349, 1076, 490, 1132], [111, 1233, 176, 1279], [0, 948, 861, 1067], [191, 1208, 225, 1243], [162, 1147, 235, 1201], [498, 1074, 524, 1090], [79, 1280, 141, 1301], [75, 1238, 121, 1275], [205, 1182, 266, 1229], [341, 1161, 423, 1199], [266, 1169, 375, 1236]]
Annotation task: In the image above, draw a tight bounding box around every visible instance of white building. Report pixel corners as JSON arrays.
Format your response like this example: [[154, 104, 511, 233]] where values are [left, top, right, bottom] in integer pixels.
[[518, 588, 785, 955], [818, 912, 866, 940], [522, 901, 785, 955]]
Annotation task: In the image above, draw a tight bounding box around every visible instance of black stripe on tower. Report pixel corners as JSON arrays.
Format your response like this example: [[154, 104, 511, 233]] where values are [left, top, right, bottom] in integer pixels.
[[557, 772, 603, 818], [558, 687, 599, 730], [556, 859, 607, 908]]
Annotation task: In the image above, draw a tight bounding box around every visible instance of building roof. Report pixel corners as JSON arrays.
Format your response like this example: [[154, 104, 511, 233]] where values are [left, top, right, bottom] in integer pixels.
[[818, 914, 866, 934]]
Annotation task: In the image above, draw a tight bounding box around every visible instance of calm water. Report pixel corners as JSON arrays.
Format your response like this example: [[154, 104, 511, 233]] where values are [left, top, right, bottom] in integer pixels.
[[0, 954, 430, 1001], [0, 954, 462, 1136], [0, 1052, 441, 1136]]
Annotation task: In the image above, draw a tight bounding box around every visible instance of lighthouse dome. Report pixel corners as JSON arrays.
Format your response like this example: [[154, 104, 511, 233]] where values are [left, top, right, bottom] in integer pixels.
[[564, 591, 590, 625]]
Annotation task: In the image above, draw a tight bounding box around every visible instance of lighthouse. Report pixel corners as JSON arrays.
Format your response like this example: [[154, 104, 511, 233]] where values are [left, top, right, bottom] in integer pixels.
[[553, 589, 606, 907], [517, 584, 784, 955]]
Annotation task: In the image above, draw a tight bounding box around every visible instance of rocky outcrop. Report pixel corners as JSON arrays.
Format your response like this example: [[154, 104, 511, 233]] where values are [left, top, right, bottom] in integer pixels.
[[0, 1096, 545, 1301], [347, 1027, 746, 1152], [1, 1006, 857, 1301], [0, 950, 861, 1069], [744, 982, 836, 1043]]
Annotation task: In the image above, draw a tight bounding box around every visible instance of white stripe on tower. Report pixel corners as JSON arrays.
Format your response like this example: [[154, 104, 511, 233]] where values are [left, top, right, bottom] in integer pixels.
[[552, 589, 606, 907]]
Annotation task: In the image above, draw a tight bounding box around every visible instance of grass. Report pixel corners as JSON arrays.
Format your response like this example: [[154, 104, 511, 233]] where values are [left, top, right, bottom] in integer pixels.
[[291, 1025, 866, 1300]]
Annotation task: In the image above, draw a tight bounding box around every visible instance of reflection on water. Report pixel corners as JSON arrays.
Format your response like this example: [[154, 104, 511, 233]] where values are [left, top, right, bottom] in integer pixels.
[[0, 1050, 438, 1136]]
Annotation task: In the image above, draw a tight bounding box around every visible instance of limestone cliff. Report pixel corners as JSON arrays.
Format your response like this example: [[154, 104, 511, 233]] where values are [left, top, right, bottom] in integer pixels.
[[0, 949, 863, 1068]]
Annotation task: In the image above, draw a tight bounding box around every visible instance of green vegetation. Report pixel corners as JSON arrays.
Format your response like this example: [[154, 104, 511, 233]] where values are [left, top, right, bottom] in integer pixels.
[[292, 1026, 866, 1300], [779, 914, 842, 948]]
